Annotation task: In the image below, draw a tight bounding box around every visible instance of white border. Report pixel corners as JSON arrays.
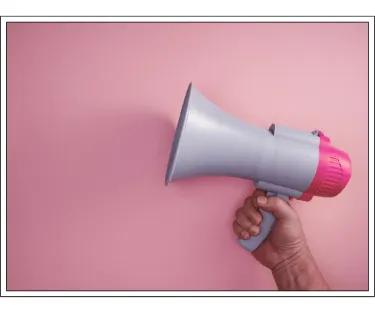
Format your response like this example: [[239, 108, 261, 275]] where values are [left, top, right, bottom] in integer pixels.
[[1, 16, 374, 22], [0, 0, 374, 16], [1, 16, 374, 298]]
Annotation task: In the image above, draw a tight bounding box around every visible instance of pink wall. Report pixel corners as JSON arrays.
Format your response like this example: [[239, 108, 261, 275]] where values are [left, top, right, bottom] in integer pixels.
[[7, 22, 368, 290]]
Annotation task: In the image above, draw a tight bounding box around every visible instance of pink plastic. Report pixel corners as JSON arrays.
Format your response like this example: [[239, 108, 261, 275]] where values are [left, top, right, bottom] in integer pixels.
[[299, 131, 352, 201]]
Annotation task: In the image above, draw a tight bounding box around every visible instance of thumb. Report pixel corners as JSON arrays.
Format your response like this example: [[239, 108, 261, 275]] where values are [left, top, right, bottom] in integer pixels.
[[255, 195, 295, 220]]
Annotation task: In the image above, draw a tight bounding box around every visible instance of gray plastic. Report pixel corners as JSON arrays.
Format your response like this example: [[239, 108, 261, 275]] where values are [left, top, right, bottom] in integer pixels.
[[165, 83, 320, 251], [237, 192, 289, 252], [254, 181, 302, 198]]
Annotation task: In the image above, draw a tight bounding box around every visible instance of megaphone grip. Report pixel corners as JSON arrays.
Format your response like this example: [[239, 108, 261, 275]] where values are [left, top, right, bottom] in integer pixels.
[[237, 192, 288, 252]]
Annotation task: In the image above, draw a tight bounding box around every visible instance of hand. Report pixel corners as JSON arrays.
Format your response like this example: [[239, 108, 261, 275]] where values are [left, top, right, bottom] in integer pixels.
[[233, 189, 307, 270]]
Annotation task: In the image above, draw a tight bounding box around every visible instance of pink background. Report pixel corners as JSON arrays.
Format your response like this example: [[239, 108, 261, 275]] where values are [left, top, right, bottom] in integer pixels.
[[7, 23, 368, 290]]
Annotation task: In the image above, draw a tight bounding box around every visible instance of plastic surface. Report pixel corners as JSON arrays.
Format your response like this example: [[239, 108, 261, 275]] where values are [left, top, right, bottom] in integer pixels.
[[254, 181, 302, 198], [300, 131, 352, 200], [165, 83, 320, 193], [237, 192, 289, 252]]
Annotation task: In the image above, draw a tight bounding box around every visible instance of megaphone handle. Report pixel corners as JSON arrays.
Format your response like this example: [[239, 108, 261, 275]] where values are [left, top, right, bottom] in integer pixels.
[[237, 192, 288, 252]]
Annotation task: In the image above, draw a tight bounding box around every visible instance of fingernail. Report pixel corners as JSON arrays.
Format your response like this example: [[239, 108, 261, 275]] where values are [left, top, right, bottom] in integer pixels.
[[257, 196, 267, 204], [250, 228, 259, 235], [241, 231, 249, 240], [256, 214, 262, 225]]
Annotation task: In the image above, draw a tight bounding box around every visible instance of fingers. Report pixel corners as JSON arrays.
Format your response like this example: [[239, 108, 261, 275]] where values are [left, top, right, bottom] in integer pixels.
[[233, 219, 259, 240], [234, 189, 296, 240], [240, 203, 262, 225], [234, 193, 262, 240], [233, 220, 250, 240], [244, 189, 266, 207], [235, 209, 260, 234], [242, 189, 264, 225], [255, 195, 295, 220]]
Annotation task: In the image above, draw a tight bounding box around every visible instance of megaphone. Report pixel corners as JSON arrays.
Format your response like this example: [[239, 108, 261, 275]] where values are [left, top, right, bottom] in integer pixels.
[[165, 83, 352, 252]]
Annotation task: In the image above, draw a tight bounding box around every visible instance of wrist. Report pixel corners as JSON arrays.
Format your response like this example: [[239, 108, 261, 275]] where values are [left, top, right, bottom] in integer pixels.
[[272, 244, 311, 273], [272, 245, 329, 291]]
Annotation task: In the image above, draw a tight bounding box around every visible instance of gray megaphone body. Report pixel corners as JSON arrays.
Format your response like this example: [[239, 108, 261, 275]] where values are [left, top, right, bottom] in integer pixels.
[[165, 83, 352, 252]]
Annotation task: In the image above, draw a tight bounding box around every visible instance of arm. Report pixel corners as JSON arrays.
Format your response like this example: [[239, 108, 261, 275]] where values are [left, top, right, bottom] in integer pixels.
[[272, 247, 330, 291]]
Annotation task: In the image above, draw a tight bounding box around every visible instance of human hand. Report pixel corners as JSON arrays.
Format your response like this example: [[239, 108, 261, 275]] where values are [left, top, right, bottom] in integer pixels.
[[233, 189, 308, 270]]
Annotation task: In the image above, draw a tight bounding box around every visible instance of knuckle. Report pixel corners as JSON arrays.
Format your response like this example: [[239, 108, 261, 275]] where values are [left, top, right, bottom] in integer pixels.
[[243, 196, 252, 206], [238, 217, 252, 230], [252, 225, 260, 235], [235, 207, 243, 217], [233, 221, 244, 235], [253, 189, 266, 197], [244, 207, 261, 223], [242, 205, 252, 214], [253, 213, 262, 225]]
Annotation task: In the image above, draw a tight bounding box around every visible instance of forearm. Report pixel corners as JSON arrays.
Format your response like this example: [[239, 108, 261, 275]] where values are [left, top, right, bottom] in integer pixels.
[[272, 247, 330, 291]]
